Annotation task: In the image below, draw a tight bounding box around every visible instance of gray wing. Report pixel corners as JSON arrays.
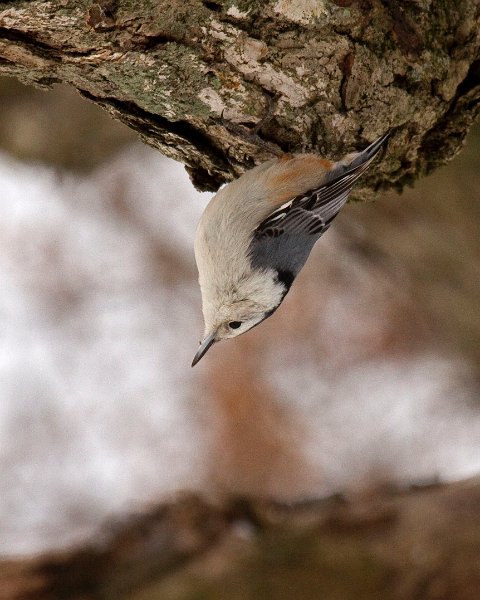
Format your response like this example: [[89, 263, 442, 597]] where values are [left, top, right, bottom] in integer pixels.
[[249, 133, 389, 282]]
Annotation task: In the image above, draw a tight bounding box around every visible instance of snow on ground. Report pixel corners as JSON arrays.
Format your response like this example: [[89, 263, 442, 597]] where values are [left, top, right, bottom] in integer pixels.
[[0, 147, 211, 554], [0, 146, 479, 556], [269, 355, 480, 494]]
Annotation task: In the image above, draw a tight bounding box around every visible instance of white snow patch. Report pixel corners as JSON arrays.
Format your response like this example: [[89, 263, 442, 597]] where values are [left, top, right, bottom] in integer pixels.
[[0, 148, 212, 555], [268, 355, 480, 493]]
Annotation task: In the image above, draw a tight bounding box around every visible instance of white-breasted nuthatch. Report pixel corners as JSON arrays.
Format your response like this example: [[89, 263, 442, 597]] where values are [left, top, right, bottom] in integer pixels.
[[192, 133, 389, 366]]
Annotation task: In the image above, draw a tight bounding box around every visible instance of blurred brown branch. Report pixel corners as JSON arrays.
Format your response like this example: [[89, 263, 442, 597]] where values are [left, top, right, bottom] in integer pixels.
[[0, 1, 479, 190], [1, 477, 480, 600]]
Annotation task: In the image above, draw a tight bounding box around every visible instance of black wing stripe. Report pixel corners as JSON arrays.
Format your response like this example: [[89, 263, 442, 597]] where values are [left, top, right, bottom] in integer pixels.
[[253, 134, 388, 240]]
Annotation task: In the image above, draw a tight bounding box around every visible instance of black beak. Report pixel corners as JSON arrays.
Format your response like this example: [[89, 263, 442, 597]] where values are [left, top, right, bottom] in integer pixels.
[[191, 331, 216, 367]]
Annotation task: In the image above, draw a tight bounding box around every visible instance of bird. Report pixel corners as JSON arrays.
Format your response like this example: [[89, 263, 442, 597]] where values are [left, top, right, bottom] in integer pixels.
[[192, 132, 389, 366]]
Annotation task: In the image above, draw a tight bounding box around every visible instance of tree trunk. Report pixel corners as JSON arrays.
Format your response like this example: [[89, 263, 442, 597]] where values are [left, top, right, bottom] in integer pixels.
[[0, 0, 479, 192]]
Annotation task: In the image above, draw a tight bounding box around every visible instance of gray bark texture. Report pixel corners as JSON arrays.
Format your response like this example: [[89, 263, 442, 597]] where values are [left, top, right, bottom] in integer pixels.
[[1, 478, 480, 599], [0, 0, 479, 192]]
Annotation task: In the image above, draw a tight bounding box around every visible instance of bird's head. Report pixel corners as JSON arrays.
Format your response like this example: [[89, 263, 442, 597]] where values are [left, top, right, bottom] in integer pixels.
[[192, 269, 288, 366]]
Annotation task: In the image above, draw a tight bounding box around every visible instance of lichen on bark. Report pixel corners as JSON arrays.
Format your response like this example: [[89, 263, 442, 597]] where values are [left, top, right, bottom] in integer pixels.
[[0, 0, 479, 192]]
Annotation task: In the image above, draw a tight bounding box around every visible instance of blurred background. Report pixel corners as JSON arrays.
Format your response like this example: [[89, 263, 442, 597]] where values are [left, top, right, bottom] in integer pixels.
[[0, 77, 479, 557]]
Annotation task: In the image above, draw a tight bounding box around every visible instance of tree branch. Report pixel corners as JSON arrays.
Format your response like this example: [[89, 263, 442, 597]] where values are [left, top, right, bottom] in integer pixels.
[[0, 1, 478, 192], [2, 477, 480, 599]]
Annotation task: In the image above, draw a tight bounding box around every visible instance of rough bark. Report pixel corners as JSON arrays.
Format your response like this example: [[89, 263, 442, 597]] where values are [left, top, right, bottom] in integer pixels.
[[1, 477, 480, 599], [0, 0, 479, 192]]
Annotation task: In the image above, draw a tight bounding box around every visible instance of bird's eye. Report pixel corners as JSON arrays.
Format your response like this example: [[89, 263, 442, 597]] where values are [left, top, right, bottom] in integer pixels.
[[229, 321, 242, 329]]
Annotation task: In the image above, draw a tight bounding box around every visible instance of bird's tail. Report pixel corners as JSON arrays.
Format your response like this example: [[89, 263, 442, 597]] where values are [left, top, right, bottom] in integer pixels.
[[347, 131, 391, 171], [322, 131, 390, 189]]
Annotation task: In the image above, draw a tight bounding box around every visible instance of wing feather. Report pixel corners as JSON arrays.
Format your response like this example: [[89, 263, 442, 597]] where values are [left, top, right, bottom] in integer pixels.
[[249, 133, 389, 278], [253, 134, 388, 241]]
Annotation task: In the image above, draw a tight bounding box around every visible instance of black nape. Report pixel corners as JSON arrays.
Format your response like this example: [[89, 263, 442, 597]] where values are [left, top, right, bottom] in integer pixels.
[[276, 269, 295, 291]]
